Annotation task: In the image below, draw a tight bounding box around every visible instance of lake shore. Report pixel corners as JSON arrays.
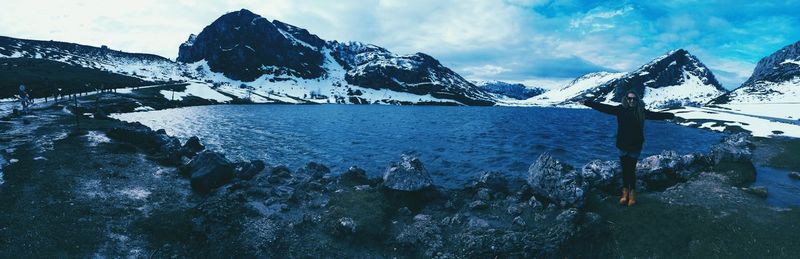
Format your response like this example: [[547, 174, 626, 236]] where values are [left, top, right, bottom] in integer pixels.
[[1, 91, 799, 257]]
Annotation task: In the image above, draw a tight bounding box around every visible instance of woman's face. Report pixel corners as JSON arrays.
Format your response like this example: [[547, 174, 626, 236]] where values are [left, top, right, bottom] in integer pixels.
[[626, 93, 638, 107]]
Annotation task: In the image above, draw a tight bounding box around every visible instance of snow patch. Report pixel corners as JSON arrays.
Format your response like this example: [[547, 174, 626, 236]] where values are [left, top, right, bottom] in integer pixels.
[[118, 187, 151, 200], [673, 106, 800, 138], [780, 59, 800, 66], [85, 131, 111, 147], [500, 72, 624, 107], [159, 82, 233, 103]]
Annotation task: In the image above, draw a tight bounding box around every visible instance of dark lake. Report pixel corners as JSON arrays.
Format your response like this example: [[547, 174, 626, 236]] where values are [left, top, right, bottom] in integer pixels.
[[114, 104, 725, 187]]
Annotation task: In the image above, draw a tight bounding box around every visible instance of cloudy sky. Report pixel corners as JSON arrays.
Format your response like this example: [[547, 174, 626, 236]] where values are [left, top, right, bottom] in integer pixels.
[[1, 0, 799, 89]]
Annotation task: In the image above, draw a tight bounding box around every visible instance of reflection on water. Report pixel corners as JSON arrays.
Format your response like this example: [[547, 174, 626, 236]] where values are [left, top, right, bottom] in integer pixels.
[[113, 104, 724, 187], [753, 165, 800, 207]]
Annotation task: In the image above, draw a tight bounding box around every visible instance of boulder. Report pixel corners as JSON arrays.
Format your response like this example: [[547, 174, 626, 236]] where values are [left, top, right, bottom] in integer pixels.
[[235, 160, 266, 180], [107, 122, 160, 149], [581, 160, 619, 189], [182, 136, 205, 157], [188, 151, 236, 193], [789, 172, 800, 180], [527, 153, 585, 207], [153, 133, 183, 164], [477, 171, 509, 192], [635, 151, 709, 190], [468, 200, 488, 210], [297, 162, 330, 180], [710, 133, 753, 164], [742, 186, 768, 198], [383, 154, 433, 191], [340, 166, 369, 186]]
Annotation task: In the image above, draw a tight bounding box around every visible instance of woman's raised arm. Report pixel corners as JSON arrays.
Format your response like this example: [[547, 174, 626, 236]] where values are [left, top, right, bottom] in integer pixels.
[[645, 110, 675, 120], [583, 100, 620, 115]]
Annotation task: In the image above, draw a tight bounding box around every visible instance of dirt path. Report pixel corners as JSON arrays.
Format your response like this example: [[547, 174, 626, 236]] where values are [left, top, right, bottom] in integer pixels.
[[0, 104, 197, 257]]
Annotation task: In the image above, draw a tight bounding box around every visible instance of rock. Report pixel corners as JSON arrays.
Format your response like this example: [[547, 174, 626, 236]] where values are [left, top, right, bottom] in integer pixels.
[[469, 200, 488, 210], [710, 133, 753, 164], [92, 110, 110, 120], [413, 214, 431, 221], [383, 154, 433, 192], [441, 214, 465, 226], [106, 122, 183, 164], [635, 151, 707, 190], [477, 188, 492, 201], [107, 122, 160, 149], [742, 186, 768, 198], [268, 165, 292, 183], [153, 134, 183, 164], [187, 151, 236, 193], [273, 186, 295, 200], [527, 153, 585, 207], [235, 160, 266, 180], [512, 216, 526, 226], [182, 136, 205, 156], [528, 196, 543, 210], [395, 214, 444, 257], [556, 208, 579, 223], [506, 204, 522, 216], [334, 217, 357, 235], [468, 217, 489, 229], [789, 172, 800, 180], [581, 160, 619, 188], [340, 166, 369, 186], [477, 171, 508, 192], [298, 162, 330, 179], [397, 207, 412, 216]]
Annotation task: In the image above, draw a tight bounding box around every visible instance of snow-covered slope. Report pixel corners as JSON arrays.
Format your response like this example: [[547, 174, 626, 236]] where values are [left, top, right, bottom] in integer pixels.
[[711, 40, 800, 104], [600, 49, 727, 109], [515, 50, 726, 109], [517, 72, 624, 106], [0, 36, 189, 82]]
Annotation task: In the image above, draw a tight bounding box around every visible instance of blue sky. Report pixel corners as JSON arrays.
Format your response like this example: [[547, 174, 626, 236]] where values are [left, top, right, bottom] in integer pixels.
[[1, 0, 799, 89]]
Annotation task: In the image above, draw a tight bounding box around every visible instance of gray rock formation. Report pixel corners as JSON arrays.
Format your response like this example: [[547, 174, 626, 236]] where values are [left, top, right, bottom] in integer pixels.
[[527, 153, 586, 207], [188, 151, 236, 193], [383, 154, 433, 191]]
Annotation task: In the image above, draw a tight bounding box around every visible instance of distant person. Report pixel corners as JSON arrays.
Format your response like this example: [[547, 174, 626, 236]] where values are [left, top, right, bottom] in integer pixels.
[[18, 84, 30, 114], [581, 91, 675, 206]]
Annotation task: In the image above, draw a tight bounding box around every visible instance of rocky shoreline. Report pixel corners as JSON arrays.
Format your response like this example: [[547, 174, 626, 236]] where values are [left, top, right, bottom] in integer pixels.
[[1, 95, 799, 257]]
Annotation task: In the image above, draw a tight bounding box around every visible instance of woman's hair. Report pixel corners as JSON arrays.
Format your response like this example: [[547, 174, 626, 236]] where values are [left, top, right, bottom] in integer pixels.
[[622, 90, 645, 126]]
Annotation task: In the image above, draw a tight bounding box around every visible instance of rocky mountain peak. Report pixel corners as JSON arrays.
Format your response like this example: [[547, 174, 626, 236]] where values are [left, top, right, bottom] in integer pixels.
[[594, 49, 725, 107], [741, 40, 800, 87], [176, 9, 326, 81]]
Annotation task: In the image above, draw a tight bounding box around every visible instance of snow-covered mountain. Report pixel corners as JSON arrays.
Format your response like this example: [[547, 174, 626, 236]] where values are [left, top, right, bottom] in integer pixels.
[[517, 49, 726, 109], [597, 49, 727, 109], [710, 40, 800, 104], [0, 36, 188, 82], [522, 72, 624, 106], [177, 9, 495, 106], [473, 81, 546, 100]]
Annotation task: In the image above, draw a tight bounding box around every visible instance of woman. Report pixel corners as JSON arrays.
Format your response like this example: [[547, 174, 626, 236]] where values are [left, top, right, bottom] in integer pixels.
[[582, 91, 674, 206]]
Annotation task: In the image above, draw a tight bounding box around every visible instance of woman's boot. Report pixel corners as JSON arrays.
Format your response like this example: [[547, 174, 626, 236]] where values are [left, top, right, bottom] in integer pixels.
[[619, 187, 629, 205], [627, 189, 636, 206]]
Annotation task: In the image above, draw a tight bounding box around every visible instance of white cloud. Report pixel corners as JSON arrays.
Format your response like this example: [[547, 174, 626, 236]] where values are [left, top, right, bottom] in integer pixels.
[[569, 5, 633, 33], [0, 0, 784, 88], [461, 64, 511, 78]]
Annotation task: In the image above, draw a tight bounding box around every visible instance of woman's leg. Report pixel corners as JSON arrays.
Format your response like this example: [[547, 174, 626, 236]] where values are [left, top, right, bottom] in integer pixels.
[[626, 151, 641, 206], [619, 156, 630, 204]]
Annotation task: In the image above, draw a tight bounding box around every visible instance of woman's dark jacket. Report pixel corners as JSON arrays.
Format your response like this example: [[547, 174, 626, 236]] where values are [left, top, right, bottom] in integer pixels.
[[584, 100, 675, 152]]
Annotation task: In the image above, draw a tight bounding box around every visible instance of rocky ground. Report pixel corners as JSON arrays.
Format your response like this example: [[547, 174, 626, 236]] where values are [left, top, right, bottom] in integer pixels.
[[0, 93, 798, 258]]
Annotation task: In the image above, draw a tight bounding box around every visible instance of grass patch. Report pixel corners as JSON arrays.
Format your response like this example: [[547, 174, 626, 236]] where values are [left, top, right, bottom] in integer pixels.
[[327, 189, 392, 240]]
